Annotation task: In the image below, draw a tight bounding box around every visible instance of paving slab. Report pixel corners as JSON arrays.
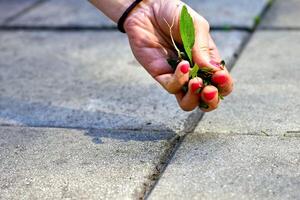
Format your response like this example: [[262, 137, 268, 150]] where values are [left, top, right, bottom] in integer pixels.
[[0, 0, 38, 24], [195, 31, 300, 136], [260, 0, 300, 28], [0, 30, 248, 131], [185, 0, 269, 28], [8, 0, 268, 29], [149, 30, 300, 199], [0, 126, 174, 199], [149, 133, 300, 200], [6, 0, 115, 27]]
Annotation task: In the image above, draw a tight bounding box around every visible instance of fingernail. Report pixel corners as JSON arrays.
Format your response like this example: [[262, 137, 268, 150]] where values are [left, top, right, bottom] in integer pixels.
[[212, 74, 228, 85], [180, 63, 189, 74], [209, 60, 221, 68], [204, 90, 217, 101], [191, 82, 202, 93]]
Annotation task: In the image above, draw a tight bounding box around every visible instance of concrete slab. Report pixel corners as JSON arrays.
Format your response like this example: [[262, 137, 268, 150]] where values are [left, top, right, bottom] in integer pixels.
[[8, 0, 268, 29], [0, 30, 248, 131], [0, 126, 174, 199], [260, 0, 300, 28], [7, 0, 114, 27], [195, 31, 300, 136], [149, 133, 300, 200], [185, 0, 269, 28], [149, 30, 300, 199], [0, 0, 38, 24]]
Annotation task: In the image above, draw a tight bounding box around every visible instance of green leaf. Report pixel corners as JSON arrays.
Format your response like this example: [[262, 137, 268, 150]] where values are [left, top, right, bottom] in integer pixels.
[[199, 67, 213, 73], [254, 15, 261, 26], [199, 102, 209, 109], [189, 64, 199, 78], [180, 5, 195, 64], [218, 94, 224, 100], [195, 87, 202, 94]]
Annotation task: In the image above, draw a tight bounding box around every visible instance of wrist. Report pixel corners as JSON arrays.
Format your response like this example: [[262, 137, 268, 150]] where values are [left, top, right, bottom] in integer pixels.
[[123, 0, 156, 32]]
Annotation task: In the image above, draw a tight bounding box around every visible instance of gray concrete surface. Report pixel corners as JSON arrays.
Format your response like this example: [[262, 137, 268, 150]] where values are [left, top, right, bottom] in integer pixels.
[[0, 0, 38, 24], [1, 0, 299, 199], [149, 133, 300, 200], [7, 0, 113, 27], [8, 0, 268, 29], [261, 0, 300, 28], [0, 30, 248, 132], [149, 30, 300, 199], [185, 0, 269, 28], [195, 31, 300, 136], [0, 126, 174, 199]]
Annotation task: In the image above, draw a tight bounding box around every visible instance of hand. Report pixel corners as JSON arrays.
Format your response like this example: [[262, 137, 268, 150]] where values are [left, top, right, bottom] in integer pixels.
[[124, 0, 233, 111]]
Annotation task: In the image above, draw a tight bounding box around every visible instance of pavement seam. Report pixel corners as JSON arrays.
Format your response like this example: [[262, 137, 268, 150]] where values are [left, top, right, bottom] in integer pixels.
[[192, 131, 300, 138], [141, 0, 277, 199], [2, 0, 47, 25], [136, 134, 182, 199], [139, 36, 245, 198], [135, 112, 205, 199], [0, 25, 253, 32], [0, 124, 177, 134], [0, 1, 278, 199], [3, 26, 300, 33], [0, 25, 118, 32], [258, 27, 300, 31]]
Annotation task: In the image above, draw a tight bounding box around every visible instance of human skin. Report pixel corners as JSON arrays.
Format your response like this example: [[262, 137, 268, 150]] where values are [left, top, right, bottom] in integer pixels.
[[89, 0, 233, 111]]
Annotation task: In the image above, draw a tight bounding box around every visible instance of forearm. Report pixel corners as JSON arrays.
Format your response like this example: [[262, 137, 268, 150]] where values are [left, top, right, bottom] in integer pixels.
[[89, 0, 134, 23]]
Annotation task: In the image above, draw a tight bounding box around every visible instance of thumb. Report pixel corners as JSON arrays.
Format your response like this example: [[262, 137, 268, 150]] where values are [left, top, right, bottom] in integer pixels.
[[192, 16, 220, 71]]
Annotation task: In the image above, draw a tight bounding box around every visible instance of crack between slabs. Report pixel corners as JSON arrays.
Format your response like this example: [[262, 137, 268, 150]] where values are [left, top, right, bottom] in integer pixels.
[[0, 25, 252, 32], [0, 0, 280, 199], [0, 124, 176, 134], [2, 0, 48, 24], [1, 26, 300, 32], [194, 131, 300, 138], [139, 1, 277, 199]]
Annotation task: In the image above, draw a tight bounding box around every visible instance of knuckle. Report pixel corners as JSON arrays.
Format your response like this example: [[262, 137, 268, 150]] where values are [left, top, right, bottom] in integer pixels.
[[165, 82, 179, 94]]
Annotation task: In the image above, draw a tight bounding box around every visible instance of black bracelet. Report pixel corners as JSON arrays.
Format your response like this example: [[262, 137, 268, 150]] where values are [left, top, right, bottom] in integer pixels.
[[117, 0, 143, 33]]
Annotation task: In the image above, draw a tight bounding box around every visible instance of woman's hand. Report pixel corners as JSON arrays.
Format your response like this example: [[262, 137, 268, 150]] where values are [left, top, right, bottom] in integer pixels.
[[124, 0, 233, 111]]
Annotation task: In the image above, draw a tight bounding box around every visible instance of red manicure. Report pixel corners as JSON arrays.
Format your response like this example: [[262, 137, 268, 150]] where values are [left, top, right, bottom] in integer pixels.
[[204, 90, 217, 101], [212, 74, 228, 85], [180, 64, 189, 74], [191, 82, 202, 93]]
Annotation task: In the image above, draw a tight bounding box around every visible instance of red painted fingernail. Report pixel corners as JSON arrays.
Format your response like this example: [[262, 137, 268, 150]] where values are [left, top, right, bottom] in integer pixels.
[[212, 74, 228, 85], [180, 64, 189, 74], [191, 82, 202, 93], [204, 90, 217, 101], [209, 60, 221, 68]]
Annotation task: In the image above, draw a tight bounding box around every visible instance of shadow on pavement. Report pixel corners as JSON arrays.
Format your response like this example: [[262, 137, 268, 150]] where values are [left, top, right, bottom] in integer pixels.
[[0, 96, 176, 144]]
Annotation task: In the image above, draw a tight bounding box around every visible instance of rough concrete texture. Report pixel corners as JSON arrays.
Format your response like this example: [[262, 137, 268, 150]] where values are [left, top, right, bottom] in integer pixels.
[[0, 30, 248, 131], [0, 0, 38, 24], [7, 0, 114, 27], [195, 31, 300, 136], [8, 0, 268, 29], [185, 0, 269, 28], [149, 133, 300, 200], [0, 126, 174, 199], [149, 29, 300, 199], [260, 0, 300, 28]]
